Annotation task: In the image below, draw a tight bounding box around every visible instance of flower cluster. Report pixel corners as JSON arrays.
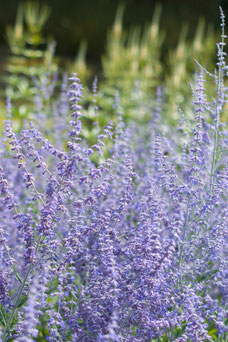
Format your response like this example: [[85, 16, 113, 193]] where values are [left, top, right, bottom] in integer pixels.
[[0, 14, 228, 342]]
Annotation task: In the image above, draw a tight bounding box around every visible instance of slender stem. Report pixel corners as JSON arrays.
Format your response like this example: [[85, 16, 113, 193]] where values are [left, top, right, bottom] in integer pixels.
[[0, 230, 22, 284], [209, 28, 224, 194], [209, 75, 221, 194], [2, 264, 32, 341], [0, 307, 6, 326], [177, 196, 191, 282], [23, 165, 45, 206]]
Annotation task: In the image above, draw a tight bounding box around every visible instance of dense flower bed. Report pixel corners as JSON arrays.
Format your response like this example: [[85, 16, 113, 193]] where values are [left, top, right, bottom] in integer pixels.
[[0, 8, 227, 342]]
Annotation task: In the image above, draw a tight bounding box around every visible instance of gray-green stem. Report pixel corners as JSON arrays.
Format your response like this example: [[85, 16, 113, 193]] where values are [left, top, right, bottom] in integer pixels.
[[209, 30, 224, 194]]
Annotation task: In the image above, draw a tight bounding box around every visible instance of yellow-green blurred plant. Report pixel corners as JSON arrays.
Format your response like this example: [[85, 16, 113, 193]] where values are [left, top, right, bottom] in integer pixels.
[[24, 1, 51, 37], [2, 1, 58, 128], [102, 4, 164, 97], [2, 1, 95, 130], [5, 3, 24, 55], [69, 40, 92, 84], [165, 19, 217, 122], [6, 1, 51, 56]]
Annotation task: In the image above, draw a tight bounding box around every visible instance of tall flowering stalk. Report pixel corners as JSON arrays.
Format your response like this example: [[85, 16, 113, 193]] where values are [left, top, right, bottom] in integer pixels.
[[209, 7, 226, 194]]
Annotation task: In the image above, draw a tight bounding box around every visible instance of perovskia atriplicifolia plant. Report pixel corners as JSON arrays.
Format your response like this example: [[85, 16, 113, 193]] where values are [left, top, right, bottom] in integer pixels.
[[0, 7, 228, 342]]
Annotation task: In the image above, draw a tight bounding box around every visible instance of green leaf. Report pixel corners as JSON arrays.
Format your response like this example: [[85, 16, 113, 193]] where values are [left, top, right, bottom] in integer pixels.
[[16, 295, 28, 308], [0, 306, 7, 325], [208, 327, 218, 338], [130, 325, 137, 336], [11, 263, 22, 283]]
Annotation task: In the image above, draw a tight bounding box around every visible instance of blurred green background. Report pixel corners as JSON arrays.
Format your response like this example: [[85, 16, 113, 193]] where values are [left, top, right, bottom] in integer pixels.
[[0, 0, 227, 134], [0, 0, 226, 65]]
